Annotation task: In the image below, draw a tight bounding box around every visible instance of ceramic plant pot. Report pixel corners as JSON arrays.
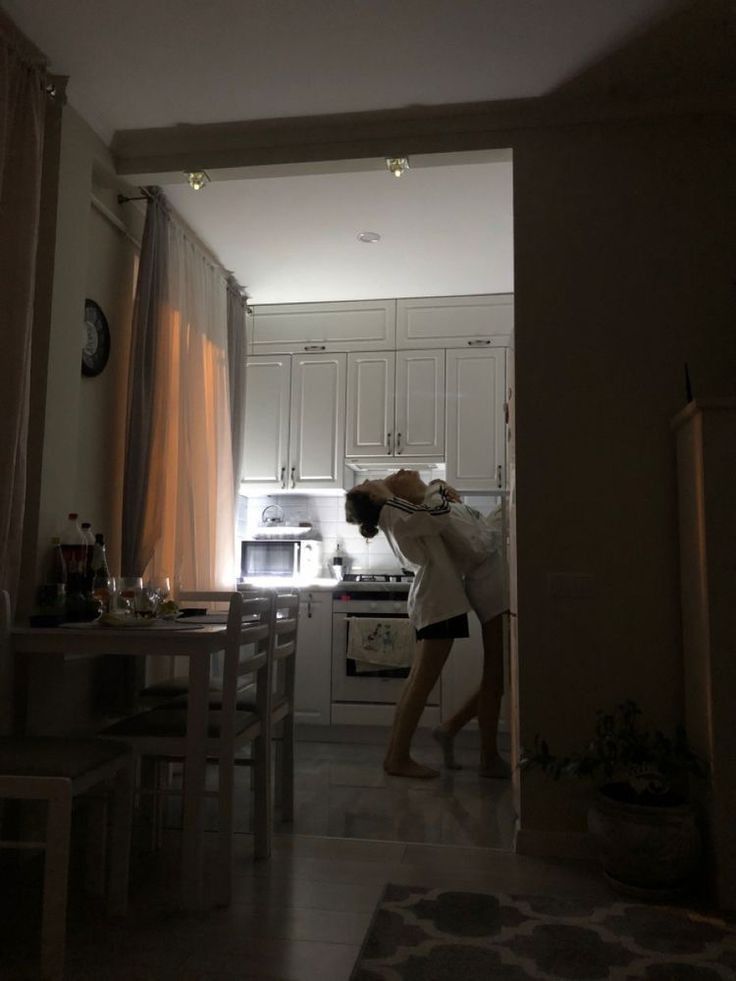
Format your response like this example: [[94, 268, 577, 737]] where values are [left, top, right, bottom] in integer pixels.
[[587, 783, 702, 900]]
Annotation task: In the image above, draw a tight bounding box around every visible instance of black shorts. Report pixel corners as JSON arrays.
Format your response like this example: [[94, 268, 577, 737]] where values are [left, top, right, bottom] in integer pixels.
[[415, 613, 469, 641]]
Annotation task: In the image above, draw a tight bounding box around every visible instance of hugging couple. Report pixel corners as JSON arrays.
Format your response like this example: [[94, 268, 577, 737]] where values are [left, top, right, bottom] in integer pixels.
[[345, 469, 509, 781]]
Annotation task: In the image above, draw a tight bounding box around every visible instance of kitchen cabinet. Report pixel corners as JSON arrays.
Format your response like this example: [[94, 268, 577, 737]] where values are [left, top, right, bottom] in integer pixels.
[[294, 590, 332, 725], [250, 298, 396, 354], [345, 349, 445, 459], [241, 353, 346, 491], [445, 348, 506, 491], [397, 294, 513, 349]]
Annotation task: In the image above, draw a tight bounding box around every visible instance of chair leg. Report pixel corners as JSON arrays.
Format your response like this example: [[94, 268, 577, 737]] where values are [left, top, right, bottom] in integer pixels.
[[107, 759, 134, 916], [139, 757, 158, 852], [40, 786, 72, 981], [217, 758, 235, 906], [253, 730, 272, 861], [83, 795, 108, 897], [280, 713, 295, 824]]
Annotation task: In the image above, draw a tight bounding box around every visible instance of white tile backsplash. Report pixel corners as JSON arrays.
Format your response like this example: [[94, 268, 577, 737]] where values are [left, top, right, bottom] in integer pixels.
[[237, 489, 505, 576]]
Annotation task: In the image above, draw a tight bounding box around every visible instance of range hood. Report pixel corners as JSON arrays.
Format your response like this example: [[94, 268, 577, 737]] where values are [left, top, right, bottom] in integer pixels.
[[344, 459, 446, 479]]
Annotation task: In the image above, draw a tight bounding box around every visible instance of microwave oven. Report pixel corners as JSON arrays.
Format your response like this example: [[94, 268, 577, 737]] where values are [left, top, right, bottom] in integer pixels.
[[240, 539, 321, 578]]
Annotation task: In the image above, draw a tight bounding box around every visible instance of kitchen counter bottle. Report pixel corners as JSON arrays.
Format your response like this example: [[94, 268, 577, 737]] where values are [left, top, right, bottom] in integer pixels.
[[61, 513, 99, 621]]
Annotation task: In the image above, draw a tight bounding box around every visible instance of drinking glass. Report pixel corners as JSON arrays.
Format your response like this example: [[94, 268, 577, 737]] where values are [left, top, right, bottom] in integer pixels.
[[133, 585, 159, 619], [147, 576, 171, 603], [115, 576, 142, 614]]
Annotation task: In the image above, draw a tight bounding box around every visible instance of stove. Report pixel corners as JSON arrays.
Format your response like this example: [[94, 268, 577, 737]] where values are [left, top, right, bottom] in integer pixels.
[[336, 571, 413, 594], [342, 572, 413, 584]]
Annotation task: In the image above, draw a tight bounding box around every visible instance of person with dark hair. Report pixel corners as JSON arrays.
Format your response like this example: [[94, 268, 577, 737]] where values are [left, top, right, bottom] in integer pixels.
[[345, 469, 509, 779]]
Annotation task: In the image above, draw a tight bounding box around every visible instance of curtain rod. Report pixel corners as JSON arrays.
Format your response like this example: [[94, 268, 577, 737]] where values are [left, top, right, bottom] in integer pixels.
[[118, 186, 246, 293]]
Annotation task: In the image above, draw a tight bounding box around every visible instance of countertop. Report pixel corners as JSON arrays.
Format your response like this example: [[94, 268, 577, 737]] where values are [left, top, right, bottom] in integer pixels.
[[239, 576, 338, 591]]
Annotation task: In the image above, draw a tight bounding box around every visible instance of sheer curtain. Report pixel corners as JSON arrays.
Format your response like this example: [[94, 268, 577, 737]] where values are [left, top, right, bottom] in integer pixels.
[[0, 21, 47, 608], [123, 193, 235, 591]]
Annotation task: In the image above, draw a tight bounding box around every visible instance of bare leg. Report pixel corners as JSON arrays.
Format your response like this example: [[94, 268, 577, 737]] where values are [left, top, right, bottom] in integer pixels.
[[384, 637, 453, 778], [478, 615, 509, 778], [433, 691, 479, 769]]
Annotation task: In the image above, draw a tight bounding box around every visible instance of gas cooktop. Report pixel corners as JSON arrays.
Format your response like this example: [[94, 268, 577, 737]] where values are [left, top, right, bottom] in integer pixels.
[[341, 572, 413, 583]]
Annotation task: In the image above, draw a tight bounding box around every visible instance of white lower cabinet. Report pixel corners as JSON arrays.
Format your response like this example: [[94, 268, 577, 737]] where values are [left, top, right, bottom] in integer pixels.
[[241, 353, 346, 491], [345, 349, 445, 459], [294, 590, 332, 725], [445, 348, 506, 491]]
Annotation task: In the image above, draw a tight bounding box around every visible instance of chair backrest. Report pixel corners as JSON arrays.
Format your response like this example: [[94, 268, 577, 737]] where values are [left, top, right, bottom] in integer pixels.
[[218, 592, 274, 745], [272, 592, 299, 706], [0, 590, 11, 737]]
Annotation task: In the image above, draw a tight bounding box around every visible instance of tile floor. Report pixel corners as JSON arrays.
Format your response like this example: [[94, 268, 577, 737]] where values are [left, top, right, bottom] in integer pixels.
[[1, 737, 607, 980], [2, 832, 612, 980]]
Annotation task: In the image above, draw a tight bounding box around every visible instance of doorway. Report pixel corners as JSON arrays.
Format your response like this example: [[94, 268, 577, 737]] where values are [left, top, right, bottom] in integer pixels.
[[160, 148, 518, 851]]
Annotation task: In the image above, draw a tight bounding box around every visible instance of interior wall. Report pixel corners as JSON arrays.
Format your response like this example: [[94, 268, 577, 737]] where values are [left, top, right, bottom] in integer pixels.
[[511, 112, 736, 839], [33, 105, 140, 584], [76, 204, 138, 572]]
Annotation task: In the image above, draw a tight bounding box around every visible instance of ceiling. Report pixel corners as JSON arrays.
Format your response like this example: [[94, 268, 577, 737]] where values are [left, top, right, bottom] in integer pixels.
[[4, 0, 686, 303]]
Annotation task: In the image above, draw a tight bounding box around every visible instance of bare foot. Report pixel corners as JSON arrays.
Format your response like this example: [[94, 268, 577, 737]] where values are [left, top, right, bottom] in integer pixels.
[[384, 758, 440, 779], [480, 754, 511, 779], [432, 726, 462, 770]]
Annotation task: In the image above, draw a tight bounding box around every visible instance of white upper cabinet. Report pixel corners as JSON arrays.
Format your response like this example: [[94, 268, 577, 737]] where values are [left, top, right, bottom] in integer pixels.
[[346, 350, 445, 459], [250, 299, 396, 354], [240, 355, 291, 488], [396, 294, 513, 349], [241, 353, 346, 491], [289, 353, 346, 488], [445, 348, 507, 491]]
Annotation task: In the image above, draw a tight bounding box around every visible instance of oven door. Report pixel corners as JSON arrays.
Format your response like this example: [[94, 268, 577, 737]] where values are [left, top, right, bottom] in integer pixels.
[[331, 605, 439, 706]]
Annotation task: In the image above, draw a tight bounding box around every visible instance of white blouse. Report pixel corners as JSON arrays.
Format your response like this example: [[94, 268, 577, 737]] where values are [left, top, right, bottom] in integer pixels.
[[377, 496, 470, 631]]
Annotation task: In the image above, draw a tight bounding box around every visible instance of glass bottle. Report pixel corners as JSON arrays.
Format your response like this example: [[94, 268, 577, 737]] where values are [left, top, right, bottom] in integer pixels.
[[48, 536, 67, 585], [91, 533, 112, 612], [60, 513, 86, 583], [81, 521, 95, 577]]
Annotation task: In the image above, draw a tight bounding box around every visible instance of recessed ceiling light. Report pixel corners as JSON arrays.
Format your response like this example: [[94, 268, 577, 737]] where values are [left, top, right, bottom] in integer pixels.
[[357, 231, 381, 244]]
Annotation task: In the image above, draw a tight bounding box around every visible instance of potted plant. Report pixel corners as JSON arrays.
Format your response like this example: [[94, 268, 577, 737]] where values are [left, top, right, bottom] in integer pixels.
[[521, 700, 706, 899]]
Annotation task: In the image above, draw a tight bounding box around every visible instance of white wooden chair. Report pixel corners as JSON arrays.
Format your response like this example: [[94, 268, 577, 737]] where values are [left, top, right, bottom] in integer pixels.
[[0, 591, 134, 981], [99, 591, 274, 905], [167, 590, 299, 823]]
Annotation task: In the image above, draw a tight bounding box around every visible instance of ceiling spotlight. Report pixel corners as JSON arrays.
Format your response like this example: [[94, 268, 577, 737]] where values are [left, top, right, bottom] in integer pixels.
[[357, 231, 381, 244], [186, 170, 210, 191], [385, 157, 409, 178]]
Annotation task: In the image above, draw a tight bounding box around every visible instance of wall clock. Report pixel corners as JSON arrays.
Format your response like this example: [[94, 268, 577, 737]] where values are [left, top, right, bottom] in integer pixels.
[[81, 298, 111, 377]]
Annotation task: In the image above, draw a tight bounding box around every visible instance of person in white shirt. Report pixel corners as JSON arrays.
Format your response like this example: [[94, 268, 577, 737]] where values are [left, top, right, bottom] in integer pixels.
[[345, 469, 509, 780]]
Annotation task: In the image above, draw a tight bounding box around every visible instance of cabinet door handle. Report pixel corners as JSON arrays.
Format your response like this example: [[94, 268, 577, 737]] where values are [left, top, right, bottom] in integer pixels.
[[467, 338, 491, 346], [497, 464, 503, 488], [307, 596, 312, 618], [387, 432, 392, 454], [290, 465, 296, 488], [280, 466, 286, 489], [396, 433, 402, 454], [304, 344, 326, 352]]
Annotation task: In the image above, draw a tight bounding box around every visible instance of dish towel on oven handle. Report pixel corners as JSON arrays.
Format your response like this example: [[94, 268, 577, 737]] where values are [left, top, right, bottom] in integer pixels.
[[347, 617, 415, 668]]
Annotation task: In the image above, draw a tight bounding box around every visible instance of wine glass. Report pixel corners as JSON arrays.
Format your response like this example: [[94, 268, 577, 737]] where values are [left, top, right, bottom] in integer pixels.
[[147, 576, 171, 603]]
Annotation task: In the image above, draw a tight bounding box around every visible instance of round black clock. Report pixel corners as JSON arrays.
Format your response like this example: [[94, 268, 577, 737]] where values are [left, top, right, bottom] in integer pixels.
[[81, 298, 111, 377]]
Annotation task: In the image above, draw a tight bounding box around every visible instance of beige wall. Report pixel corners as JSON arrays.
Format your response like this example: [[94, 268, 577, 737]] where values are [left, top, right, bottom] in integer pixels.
[[512, 113, 736, 838], [34, 105, 140, 583]]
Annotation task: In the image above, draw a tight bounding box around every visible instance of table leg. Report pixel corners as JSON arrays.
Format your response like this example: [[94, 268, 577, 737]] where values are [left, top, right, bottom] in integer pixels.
[[180, 654, 210, 909]]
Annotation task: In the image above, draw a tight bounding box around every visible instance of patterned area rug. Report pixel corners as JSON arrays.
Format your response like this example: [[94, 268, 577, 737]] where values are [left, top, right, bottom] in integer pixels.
[[351, 884, 736, 980]]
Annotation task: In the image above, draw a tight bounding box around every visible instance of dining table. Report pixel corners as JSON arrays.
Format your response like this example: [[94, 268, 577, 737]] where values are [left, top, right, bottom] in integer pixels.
[[11, 619, 229, 911]]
